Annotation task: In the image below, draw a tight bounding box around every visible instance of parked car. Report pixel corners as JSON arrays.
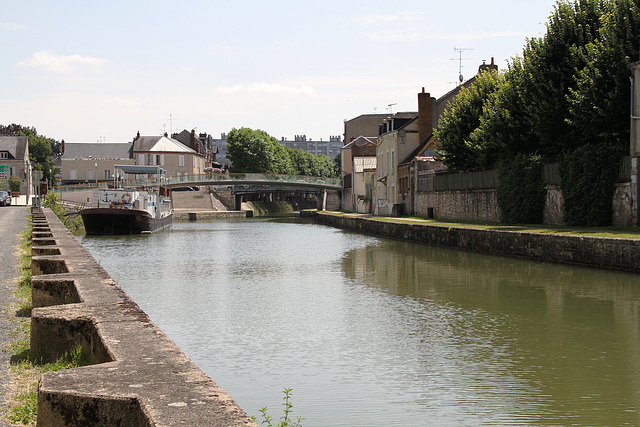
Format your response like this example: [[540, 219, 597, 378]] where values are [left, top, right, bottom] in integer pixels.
[[0, 191, 11, 206]]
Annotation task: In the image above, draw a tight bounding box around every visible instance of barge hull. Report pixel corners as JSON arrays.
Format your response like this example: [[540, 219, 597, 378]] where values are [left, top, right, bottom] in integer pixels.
[[81, 208, 172, 235]]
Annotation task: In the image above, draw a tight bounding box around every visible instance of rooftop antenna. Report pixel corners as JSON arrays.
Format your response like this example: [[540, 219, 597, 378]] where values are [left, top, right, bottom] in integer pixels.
[[387, 103, 397, 114], [168, 114, 177, 135], [452, 46, 474, 85]]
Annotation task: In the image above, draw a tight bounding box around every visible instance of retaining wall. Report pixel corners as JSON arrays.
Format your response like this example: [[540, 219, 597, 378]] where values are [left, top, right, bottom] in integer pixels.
[[173, 210, 250, 221], [317, 212, 640, 273], [30, 208, 256, 426], [413, 180, 637, 227]]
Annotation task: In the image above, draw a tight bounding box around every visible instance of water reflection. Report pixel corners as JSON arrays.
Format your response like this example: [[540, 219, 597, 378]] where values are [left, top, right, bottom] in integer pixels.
[[80, 218, 640, 426], [342, 240, 640, 425]]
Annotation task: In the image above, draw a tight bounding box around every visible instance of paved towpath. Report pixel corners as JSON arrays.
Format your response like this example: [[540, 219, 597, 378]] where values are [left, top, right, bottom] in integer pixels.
[[0, 206, 28, 426]]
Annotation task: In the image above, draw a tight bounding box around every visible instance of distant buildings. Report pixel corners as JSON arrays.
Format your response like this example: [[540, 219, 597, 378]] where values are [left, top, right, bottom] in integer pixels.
[[279, 135, 343, 160]]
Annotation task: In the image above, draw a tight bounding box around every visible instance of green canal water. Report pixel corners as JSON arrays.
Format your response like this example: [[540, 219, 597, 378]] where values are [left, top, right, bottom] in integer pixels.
[[79, 217, 640, 426]]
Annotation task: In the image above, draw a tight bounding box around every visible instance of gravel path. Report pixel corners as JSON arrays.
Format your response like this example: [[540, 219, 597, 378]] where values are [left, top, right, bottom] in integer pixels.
[[0, 206, 28, 425]]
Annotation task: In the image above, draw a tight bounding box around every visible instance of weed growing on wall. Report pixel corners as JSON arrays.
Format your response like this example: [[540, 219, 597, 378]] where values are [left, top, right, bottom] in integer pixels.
[[560, 143, 624, 227], [253, 388, 304, 427], [497, 154, 546, 224], [42, 192, 84, 233]]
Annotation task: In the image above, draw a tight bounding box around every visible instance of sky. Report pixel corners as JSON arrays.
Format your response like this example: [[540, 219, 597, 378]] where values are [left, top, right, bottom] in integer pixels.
[[1, 0, 560, 143]]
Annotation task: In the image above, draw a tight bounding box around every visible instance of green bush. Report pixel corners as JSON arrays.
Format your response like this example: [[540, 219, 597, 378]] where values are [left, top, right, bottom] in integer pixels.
[[8, 175, 22, 192], [497, 154, 546, 224], [559, 143, 624, 227], [42, 192, 84, 232]]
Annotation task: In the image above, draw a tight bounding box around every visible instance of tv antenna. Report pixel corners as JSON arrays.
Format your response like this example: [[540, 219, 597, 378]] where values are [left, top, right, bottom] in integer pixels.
[[168, 114, 177, 136], [387, 103, 397, 114], [452, 46, 474, 85]]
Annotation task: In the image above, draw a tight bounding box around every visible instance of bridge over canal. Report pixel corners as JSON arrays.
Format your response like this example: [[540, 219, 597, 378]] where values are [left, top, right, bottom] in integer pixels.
[[60, 170, 342, 211]]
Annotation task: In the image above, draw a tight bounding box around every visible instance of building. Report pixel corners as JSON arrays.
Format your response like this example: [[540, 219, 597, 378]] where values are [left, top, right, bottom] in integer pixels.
[[171, 129, 219, 167], [60, 142, 133, 184], [132, 133, 205, 178], [340, 136, 377, 212], [279, 135, 343, 160], [374, 111, 422, 215], [0, 136, 32, 196], [340, 114, 391, 213]]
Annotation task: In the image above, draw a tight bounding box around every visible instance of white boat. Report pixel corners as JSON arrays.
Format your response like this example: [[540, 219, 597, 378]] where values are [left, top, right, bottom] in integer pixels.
[[80, 165, 172, 235]]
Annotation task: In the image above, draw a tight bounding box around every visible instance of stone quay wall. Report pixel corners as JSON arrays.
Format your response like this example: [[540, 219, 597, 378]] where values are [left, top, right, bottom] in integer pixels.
[[412, 174, 638, 227], [316, 212, 640, 273], [30, 208, 256, 426]]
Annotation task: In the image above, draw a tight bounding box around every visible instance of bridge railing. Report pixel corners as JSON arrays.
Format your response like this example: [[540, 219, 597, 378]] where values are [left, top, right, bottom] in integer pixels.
[[57, 173, 341, 192], [166, 173, 340, 187]]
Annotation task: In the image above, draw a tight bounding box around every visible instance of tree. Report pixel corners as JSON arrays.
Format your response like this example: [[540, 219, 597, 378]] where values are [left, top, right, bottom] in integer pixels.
[[435, 70, 503, 171], [436, 0, 633, 170], [0, 123, 59, 184], [567, 0, 640, 150], [226, 127, 291, 174]]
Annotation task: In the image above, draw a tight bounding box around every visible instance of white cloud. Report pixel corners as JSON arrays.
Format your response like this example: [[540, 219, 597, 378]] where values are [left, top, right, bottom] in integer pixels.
[[216, 82, 316, 97], [358, 12, 423, 26], [99, 97, 144, 109], [366, 29, 528, 43], [18, 51, 107, 73], [0, 22, 29, 30]]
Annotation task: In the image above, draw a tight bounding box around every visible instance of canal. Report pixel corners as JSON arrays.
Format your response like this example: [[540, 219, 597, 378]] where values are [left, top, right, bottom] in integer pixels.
[[79, 216, 640, 426]]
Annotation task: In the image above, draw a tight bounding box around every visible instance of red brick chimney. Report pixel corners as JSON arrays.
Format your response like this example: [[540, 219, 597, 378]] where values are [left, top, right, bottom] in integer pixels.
[[418, 88, 435, 144], [61, 139, 65, 155]]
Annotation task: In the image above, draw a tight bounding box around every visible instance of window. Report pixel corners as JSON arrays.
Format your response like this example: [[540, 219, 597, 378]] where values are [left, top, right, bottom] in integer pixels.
[[179, 155, 185, 167], [193, 156, 196, 168], [70, 169, 77, 180], [104, 169, 111, 180], [155, 154, 164, 165], [0, 152, 8, 159], [391, 151, 395, 175], [138, 154, 145, 165]]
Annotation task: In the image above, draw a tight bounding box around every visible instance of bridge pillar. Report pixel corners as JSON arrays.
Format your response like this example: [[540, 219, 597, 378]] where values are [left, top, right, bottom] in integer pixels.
[[234, 194, 243, 210]]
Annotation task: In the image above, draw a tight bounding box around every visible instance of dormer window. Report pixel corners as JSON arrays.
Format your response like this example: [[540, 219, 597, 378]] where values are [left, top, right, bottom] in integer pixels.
[[0, 152, 8, 159]]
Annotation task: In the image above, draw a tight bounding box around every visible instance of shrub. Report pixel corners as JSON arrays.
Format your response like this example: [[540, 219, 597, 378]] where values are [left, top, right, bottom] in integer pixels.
[[497, 154, 546, 224], [559, 143, 624, 227]]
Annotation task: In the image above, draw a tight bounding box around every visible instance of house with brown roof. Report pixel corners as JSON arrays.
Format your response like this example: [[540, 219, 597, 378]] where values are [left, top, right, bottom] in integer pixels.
[[0, 136, 32, 196], [132, 133, 205, 178]]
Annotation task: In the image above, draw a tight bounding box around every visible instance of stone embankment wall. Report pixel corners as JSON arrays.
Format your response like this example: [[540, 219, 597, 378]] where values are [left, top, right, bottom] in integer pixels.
[[30, 208, 256, 426], [173, 211, 250, 221], [316, 212, 640, 272], [414, 181, 636, 227]]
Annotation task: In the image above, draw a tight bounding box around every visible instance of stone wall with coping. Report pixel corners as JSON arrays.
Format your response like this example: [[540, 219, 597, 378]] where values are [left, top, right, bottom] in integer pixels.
[[414, 189, 501, 223], [413, 182, 636, 227], [30, 208, 256, 426], [317, 212, 640, 272]]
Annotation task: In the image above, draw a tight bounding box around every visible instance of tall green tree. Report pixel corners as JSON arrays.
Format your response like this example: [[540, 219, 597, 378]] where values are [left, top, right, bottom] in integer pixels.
[[0, 124, 58, 183], [436, 0, 634, 170], [567, 0, 640, 149], [227, 127, 292, 174], [435, 70, 503, 171]]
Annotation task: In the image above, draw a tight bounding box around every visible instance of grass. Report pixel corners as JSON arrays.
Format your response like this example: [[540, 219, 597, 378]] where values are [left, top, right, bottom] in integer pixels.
[[6, 346, 91, 425], [322, 210, 640, 240], [2, 217, 90, 426]]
